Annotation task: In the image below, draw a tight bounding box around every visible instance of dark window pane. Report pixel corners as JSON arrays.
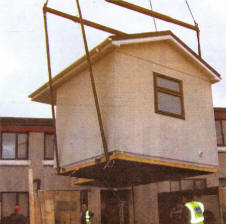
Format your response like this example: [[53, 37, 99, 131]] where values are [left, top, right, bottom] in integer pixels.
[[222, 120, 226, 145], [18, 134, 28, 159], [219, 178, 226, 187], [194, 179, 206, 190], [2, 193, 17, 217], [2, 193, 29, 218], [170, 181, 180, 192], [18, 193, 29, 217], [157, 77, 180, 92], [80, 190, 88, 205], [215, 120, 223, 145], [2, 133, 16, 159], [45, 134, 55, 160], [181, 179, 193, 191], [158, 92, 182, 115]]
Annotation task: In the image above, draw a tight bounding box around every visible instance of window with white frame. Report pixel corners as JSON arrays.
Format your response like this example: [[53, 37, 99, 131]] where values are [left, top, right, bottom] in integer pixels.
[[154, 73, 185, 119], [1, 133, 28, 160]]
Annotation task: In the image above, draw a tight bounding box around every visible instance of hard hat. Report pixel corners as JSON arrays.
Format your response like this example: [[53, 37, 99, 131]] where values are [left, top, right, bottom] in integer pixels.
[[82, 204, 88, 209], [14, 206, 20, 212]]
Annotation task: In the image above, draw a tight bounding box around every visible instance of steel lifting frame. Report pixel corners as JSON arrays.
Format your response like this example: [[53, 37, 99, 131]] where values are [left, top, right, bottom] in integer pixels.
[[43, 1, 128, 172], [105, 0, 201, 56], [43, 0, 202, 172], [44, 6, 127, 36]]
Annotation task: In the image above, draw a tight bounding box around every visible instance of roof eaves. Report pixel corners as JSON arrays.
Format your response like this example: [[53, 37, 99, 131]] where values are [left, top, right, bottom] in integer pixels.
[[29, 38, 115, 103], [30, 31, 222, 104], [169, 32, 222, 82]]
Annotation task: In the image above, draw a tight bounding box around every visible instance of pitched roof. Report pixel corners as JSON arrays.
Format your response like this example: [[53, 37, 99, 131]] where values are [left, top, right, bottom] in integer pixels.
[[29, 30, 221, 104]]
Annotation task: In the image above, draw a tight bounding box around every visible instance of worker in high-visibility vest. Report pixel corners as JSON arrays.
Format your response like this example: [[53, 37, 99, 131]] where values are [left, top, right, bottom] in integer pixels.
[[182, 194, 205, 224], [81, 203, 94, 224], [185, 201, 204, 224]]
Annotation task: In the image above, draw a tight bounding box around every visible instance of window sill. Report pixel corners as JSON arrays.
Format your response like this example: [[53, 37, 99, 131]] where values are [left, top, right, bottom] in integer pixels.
[[42, 160, 54, 166], [155, 110, 185, 120], [218, 146, 226, 152], [0, 160, 31, 166]]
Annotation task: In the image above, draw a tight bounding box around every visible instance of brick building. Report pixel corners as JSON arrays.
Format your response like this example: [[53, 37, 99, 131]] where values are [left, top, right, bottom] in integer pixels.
[[0, 117, 79, 221]]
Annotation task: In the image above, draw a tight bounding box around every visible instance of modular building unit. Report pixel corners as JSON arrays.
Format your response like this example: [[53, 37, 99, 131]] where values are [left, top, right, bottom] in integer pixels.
[[29, 31, 221, 187]]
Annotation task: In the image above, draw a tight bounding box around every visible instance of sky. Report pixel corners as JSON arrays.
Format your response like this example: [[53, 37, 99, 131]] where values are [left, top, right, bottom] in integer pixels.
[[0, 0, 225, 118]]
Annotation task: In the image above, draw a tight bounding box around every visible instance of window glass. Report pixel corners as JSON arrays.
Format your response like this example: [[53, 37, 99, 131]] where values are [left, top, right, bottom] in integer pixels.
[[157, 77, 180, 92], [2, 193, 29, 218], [222, 120, 226, 145], [170, 181, 180, 192], [154, 73, 184, 119], [18, 134, 28, 159], [80, 190, 88, 205], [181, 179, 193, 191], [19, 193, 29, 216], [45, 134, 55, 160], [219, 178, 226, 187], [2, 193, 17, 217], [215, 120, 223, 145], [194, 179, 206, 190], [158, 92, 182, 115], [2, 133, 16, 159]]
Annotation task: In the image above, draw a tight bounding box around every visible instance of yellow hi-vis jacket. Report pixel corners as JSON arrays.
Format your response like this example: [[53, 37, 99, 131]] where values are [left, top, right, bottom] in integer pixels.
[[86, 210, 91, 224], [185, 201, 204, 224]]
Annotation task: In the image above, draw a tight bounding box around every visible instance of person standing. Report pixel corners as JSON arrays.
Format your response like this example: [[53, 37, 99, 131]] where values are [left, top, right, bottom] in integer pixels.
[[81, 203, 94, 224], [6, 206, 27, 224], [182, 194, 205, 224], [169, 201, 184, 224]]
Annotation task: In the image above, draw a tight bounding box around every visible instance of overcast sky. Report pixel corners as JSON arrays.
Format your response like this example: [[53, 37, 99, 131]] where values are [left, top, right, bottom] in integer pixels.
[[0, 0, 225, 118]]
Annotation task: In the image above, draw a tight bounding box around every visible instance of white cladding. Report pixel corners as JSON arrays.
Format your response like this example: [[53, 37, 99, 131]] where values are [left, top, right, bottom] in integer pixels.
[[56, 41, 218, 169]]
